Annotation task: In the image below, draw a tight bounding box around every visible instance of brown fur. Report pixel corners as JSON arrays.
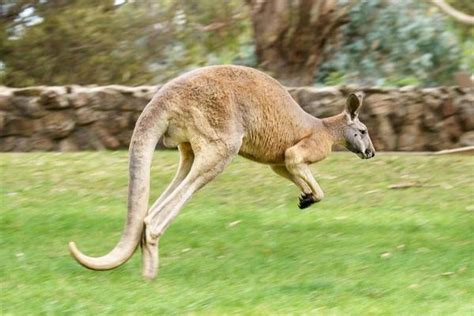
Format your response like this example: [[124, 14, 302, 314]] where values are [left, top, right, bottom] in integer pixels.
[[69, 65, 375, 280]]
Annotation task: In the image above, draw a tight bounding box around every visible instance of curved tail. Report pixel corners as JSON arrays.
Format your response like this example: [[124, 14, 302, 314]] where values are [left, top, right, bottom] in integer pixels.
[[69, 106, 167, 270]]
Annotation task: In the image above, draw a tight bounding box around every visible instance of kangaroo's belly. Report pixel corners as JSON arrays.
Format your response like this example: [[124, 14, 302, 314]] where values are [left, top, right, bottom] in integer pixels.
[[238, 123, 304, 164], [238, 146, 286, 164]]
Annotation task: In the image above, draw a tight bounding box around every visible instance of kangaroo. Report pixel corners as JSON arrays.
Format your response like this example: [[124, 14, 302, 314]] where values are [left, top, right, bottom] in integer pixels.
[[69, 65, 375, 280]]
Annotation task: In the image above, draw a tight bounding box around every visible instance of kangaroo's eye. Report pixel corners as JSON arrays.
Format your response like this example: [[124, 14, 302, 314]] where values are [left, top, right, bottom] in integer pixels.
[[359, 129, 366, 135]]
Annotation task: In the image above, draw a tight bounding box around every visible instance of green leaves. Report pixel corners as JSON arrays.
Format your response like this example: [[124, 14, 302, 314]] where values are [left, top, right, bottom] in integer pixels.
[[1, 0, 251, 87], [317, 0, 464, 87]]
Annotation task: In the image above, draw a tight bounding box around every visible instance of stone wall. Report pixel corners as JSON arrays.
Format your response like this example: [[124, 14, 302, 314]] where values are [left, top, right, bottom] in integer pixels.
[[0, 85, 472, 152]]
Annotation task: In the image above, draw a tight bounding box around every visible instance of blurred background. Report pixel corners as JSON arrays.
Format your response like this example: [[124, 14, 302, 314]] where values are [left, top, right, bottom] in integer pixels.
[[1, 0, 473, 153], [1, 0, 472, 87]]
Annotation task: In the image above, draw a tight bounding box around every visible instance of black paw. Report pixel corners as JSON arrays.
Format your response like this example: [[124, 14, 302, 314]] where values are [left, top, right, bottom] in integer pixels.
[[298, 193, 315, 209]]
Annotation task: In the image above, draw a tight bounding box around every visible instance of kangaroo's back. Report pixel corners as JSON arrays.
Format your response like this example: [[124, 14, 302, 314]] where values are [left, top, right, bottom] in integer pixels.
[[156, 65, 316, 163]]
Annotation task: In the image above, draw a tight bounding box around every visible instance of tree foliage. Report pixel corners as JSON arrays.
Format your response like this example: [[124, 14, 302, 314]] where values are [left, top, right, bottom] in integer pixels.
[[0, 0, 468, 87], [0, 0, 250, 86], [316, 0, 464, 86]]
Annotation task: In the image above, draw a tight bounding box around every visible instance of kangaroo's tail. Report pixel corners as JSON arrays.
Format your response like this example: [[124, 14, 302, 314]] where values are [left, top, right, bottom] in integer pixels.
[[68, 102, 167, 270]]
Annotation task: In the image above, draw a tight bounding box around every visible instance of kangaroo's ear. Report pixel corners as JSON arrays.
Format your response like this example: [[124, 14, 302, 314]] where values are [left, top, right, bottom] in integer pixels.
[[345, 92, 364, 120]]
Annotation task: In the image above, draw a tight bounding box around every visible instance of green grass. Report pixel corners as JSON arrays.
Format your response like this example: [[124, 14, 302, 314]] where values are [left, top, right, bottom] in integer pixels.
[[1, 151, 473, 315]]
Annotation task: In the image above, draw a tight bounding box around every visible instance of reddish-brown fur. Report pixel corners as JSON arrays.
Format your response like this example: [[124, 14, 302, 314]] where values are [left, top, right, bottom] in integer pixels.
[[69, 65, 375, 280]]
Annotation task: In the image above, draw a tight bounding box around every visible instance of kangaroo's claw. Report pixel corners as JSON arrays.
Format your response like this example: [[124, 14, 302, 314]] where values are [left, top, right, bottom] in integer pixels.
[[298, 193, 315, 209]]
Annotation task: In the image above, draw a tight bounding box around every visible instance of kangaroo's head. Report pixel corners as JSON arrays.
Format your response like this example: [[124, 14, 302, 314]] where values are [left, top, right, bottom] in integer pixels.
[[341, 92, 375, 159]]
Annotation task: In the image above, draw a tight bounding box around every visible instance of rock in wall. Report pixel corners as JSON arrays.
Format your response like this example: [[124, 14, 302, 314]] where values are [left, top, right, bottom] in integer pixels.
[[0, 85, 472, 152]]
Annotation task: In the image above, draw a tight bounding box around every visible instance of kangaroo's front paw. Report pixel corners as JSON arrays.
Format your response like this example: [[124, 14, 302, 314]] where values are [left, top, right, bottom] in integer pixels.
[[298, 193, 316, 209]]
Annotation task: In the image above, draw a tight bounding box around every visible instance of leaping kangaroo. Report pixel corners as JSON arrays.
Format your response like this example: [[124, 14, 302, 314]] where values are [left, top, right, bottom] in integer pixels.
[[69, 65, 375, 279]]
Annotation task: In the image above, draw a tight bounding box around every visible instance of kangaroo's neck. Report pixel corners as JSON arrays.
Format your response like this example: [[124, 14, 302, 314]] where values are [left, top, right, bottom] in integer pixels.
[[320, 113, 346, 145]]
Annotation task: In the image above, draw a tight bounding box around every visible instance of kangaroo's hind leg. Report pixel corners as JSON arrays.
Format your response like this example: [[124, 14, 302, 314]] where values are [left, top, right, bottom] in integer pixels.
[[144, 139, 241, 244], [141, 142, 194, 280]]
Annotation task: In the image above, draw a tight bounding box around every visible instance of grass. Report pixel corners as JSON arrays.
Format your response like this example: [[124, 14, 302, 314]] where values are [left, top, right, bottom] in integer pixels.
[[1, 151, 473, 315]]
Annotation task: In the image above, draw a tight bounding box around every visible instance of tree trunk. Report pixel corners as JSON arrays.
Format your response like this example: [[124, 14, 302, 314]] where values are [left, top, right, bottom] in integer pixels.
[[247, 0, 352, 86]]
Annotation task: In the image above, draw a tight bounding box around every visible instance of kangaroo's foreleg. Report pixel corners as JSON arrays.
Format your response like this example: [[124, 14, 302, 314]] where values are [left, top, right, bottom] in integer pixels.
[[270, 165, 316, 208], [285, 141, 325, 209], [287, 163, 324, 209], [141, 142, 194, 280]]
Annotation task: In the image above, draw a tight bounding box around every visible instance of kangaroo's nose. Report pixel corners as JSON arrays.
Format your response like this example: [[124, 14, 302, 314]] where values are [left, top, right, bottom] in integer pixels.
[[364, 149, 374, 158]]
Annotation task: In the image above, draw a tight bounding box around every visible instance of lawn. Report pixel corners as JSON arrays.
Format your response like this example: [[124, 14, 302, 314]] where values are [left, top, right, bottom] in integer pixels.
[[1, 151, 473, 315]]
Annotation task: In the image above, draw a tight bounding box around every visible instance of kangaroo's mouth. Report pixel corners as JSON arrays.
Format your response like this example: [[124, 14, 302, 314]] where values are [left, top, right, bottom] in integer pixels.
[[357, 149, 375, 159], [345, 142, 375, 159]]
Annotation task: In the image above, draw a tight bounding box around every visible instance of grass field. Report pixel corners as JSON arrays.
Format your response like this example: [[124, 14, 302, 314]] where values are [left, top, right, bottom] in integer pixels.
[[1, 151, 473, 315]]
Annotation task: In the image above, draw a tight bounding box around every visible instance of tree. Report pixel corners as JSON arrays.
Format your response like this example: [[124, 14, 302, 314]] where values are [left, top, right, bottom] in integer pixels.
[[1, 0, 467, 87], [1, 1, 160, 85], [316, 0, 464, 86], [0, 0, 249, 86], [430, 0, 474, 25], [246, 0, 353, 86]]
